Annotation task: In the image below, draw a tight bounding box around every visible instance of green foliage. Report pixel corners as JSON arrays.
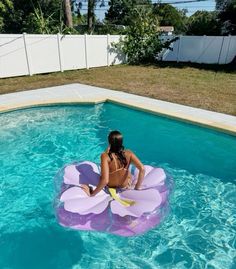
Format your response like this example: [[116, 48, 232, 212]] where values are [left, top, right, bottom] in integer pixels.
[[0, 0, 80, 34], [22, 6, 57, 34], [75, 13, 87, 25], [152, 3, 188, 34], [0, 0, 13, 31], [94, 23, 126, 34], [21, 4, 78, 34], [218, 0, 236, 34], [215, 0, 228, 10], [186, 11, 221, 35], [115, 8, 172, 64], [106, 2, 187, 34], [105, 0, 151, 26], [1, 0, 71, 34]]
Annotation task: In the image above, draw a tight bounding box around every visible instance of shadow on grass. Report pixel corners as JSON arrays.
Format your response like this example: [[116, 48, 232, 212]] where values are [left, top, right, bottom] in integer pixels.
[[137, 61, 236, 73]]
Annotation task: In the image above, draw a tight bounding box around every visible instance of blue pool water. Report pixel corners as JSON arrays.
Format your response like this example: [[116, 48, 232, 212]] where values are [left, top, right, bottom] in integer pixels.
[[0, 103, 235, 269]]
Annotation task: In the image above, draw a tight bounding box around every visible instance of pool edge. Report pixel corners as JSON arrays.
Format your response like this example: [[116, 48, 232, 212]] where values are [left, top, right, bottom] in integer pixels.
[[0, 84, 235, 137], [107, 99, 236, 137], [0, 99, 106, 113]]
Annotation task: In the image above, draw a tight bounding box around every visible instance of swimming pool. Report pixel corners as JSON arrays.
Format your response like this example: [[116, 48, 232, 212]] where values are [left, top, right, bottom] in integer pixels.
[[0, 102, 235, 269]]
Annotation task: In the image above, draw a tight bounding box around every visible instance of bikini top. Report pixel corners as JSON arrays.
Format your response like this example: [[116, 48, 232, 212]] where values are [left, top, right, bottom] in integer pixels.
[[109, 153, 129, 175]]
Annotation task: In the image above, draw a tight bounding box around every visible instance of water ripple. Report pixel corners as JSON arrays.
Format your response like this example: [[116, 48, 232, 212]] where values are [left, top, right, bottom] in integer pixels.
[[0, 104, 235, 269]]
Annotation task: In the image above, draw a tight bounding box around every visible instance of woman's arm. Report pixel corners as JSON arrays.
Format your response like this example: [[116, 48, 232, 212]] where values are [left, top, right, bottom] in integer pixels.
[[90, 153, 109, 196], [130, 151, 145, 190]]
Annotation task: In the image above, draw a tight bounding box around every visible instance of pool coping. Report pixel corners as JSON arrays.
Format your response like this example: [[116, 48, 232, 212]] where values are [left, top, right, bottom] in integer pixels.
[[0, 83, 236, 136]]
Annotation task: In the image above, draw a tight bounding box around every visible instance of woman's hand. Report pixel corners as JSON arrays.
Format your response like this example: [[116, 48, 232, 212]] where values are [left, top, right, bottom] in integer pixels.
[[130, 151, 145, 190], [80, 184, 92, 196]]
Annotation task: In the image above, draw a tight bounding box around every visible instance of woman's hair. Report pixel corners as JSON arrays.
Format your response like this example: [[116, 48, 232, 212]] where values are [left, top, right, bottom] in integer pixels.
[[108, 130, 127, 167]]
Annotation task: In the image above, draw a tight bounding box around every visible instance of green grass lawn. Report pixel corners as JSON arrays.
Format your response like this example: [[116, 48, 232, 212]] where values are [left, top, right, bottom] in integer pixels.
[[1, 63, 236, 115]]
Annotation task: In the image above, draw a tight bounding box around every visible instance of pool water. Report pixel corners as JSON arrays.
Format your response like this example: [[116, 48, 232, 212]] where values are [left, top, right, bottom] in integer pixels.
[[0, 103, 235, 269]]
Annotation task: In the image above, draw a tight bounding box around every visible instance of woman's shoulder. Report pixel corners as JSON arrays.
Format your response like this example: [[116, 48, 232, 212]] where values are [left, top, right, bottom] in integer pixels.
[[124, 149, 133, 156], [101, 151, 109, 160]]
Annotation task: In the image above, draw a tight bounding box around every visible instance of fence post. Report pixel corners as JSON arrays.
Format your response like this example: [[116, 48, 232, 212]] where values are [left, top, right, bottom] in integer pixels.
[[217, 36, 225, 64], [84, 34, 89, 69], [23, 33, 33, 76], [225, 35, 231, 64], [57, 33, 64, 72], [107, 34, 110, 66], [202, 35, 207, 64], [176, 35, 182, 62]]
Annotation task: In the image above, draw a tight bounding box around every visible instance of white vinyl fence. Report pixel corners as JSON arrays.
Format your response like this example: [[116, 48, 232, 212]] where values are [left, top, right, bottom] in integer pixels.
[[161, 35, 236, 64], [0, 34, 235, 79], [0, 34, 124, 78]]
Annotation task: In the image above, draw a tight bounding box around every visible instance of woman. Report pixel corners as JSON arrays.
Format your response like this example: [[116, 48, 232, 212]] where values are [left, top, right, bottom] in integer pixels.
[[82, 130, 145, 196]]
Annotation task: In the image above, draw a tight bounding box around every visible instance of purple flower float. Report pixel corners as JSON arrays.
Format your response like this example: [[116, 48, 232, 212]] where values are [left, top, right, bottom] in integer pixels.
[[54, 161, 173, 236]]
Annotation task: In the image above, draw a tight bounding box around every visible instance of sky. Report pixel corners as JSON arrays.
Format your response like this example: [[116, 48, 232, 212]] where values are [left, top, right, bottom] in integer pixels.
[[77, 0, 216, 21]]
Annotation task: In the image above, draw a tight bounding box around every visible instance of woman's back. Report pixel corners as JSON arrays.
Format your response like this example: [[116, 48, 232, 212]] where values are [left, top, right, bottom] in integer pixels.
[[84, 130, 145, 197], [107, 150, 132, 188]]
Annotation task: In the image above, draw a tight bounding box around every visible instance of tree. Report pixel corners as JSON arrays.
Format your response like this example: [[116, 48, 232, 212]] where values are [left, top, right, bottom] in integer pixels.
[[22, 5, 58, 34], [217, 0, 236, 34], [216, 0, 228, 10], [186, 11, 221, 35], [87, 0, 96, 32], [152, 3, 188, 34], [75, 0, 106, 33], [1, 0, 76, 33], [2, 0, 62, 33], [115, 8, 173, 64], [0, 0, 13, 32], [105, 0, 151, 26], [64, 0, 73, 27]]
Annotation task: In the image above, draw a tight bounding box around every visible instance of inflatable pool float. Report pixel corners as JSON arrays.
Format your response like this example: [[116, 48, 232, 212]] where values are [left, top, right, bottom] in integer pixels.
[[54, 161, 173, 236]]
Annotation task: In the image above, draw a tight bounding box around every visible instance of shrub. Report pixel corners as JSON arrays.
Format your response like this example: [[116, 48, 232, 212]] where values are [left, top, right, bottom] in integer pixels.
[[115, 8, 172, 64]]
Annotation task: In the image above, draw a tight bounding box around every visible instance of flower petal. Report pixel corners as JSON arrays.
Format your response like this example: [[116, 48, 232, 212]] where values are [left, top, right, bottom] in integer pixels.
[[134, 165, 153, 179], [63, 165, 81, 186], [60, 186, 111, 215], [141, 168, 166, 189], [133, 165, 166, 189], [110, 189, 162, 217], [63, 161, 100, 186]]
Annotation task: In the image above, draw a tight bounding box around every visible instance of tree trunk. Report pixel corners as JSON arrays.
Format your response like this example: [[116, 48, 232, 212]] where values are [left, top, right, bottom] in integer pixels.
[[64, 0, 73, 28], [88, 0, 95, 33]]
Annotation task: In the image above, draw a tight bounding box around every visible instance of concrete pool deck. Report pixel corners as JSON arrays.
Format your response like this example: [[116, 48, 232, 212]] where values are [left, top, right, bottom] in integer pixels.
[[0, 83, 236, 136]]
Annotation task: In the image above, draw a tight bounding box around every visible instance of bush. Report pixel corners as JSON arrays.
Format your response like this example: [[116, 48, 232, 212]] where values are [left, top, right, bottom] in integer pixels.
[[186, 11, 221, 35], [22, 7, 58, 34], [115, 8, 171, 64]]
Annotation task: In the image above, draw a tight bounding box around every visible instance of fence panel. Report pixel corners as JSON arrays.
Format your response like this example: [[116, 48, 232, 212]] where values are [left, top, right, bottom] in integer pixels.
[[0, 34, 29, 77], [0, 34, 235, 79], [86, 35, 108, 68], [60, 35, 86, 71], [27, 35, 60, 75], [161, 37, 179, 62], [162, 35, 236, 64], [179, 36, 205, 63], [202, 36, 224, 64], [109, 35, 125, 65], [226, 36, 236, 64]]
